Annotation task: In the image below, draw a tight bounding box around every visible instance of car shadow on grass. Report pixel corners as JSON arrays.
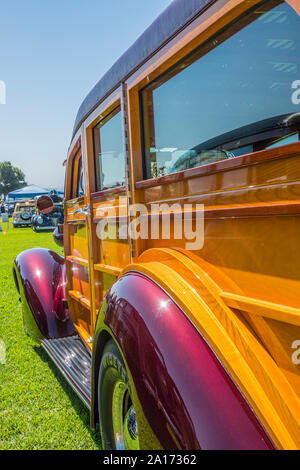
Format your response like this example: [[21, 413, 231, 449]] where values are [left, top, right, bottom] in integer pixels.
[[33, 229, 57, 233], [33, 344, 102, 450]]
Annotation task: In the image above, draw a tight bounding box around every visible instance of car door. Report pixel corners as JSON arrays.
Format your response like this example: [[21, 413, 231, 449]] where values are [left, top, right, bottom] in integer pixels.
[[64, 142, 93, 346]]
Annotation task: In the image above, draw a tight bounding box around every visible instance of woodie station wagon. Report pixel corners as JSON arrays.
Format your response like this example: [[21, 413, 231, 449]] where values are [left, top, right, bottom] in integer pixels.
[[13, 0, 300, 450]]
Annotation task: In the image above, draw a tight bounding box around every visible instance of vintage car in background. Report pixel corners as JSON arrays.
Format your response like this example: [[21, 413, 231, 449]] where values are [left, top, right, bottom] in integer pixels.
[[5, 199, 16, 216], [12, 0, 300, 450], [12, 200, 35, 228], [32, 194, 64, 232]]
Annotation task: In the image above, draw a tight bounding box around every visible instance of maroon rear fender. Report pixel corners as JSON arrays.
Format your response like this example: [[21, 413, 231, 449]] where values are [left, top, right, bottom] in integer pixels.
[[13, 248, 76, 340], [93, 272, 274, 450]]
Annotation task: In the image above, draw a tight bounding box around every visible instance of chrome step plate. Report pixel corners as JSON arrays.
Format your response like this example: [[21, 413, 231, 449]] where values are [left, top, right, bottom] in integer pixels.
[[41, 336, 91, 408]]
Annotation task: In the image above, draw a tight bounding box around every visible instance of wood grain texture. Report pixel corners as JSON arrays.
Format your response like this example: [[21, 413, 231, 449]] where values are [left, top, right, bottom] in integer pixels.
[[126, 247, 300, 449], [61, 0, 300, 447]]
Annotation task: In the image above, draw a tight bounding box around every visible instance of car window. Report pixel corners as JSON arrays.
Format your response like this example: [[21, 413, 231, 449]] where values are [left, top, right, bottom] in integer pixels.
[[141, 0, 300, 179], [94, 106, 125, 190], [77, 157, 85, 197]]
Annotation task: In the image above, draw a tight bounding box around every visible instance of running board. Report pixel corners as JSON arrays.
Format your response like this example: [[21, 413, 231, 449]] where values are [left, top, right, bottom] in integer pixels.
[[41, 336, 91, 409]]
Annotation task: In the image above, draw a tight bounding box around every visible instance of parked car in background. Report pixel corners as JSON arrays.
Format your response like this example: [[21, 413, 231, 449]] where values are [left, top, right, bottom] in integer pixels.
[[12, 200, 35, 228], [32, 196, 64, 232]]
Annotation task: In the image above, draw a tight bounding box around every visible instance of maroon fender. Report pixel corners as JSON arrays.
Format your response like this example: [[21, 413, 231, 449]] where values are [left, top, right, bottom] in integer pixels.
[[13, 248, 76, 340], [93, 272, 274, 450]]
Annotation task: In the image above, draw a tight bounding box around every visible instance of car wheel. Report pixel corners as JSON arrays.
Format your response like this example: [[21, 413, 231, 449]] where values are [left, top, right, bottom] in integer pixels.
[[98, 339, 140, 450], [20, 212, 31, 221]]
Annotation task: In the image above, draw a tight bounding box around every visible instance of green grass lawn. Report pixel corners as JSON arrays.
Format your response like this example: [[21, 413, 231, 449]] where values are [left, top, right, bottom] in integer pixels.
[[0, 221, 101, 450]]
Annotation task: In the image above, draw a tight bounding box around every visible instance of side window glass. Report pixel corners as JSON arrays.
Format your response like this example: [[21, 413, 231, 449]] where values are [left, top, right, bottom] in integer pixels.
[[141, 0, 300, 179], [69, 147, 82, 199], [94, 107, 125, 190], [77, 157, 84, 197]]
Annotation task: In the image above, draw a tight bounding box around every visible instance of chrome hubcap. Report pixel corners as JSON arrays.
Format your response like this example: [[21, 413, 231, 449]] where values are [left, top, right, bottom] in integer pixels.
[[112, 381, 140, 450], [124, 407, 139, 450]]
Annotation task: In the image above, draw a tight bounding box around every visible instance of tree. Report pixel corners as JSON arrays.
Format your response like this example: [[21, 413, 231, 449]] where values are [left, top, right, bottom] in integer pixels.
[[0, 161, 26, 198]]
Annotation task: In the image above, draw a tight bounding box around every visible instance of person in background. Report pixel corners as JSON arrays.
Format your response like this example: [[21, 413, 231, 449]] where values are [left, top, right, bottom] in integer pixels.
[[0, 200, 5, 232], [0, 201, 6, 214]]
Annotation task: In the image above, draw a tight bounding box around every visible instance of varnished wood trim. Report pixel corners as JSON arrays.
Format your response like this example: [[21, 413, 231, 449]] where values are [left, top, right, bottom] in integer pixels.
[[66, 218, 85, 225], [67, 136, 81, 160], [91, 185, 126, 202], [66, 196, 84, 207], [65, 140, 81, 204], [91, 202, 300, 227], [203, 202, 300, 218], [140, 202, 300, 220], [135, 142, 300, 190], [93, 215, 128, 224], [73, 324, 93, 351], [94, 264, 122, 276], [68, 290, 91, 310], [287, 0, 300, 16], [220, 292, 300, 327], [66, 256, 89, 268]]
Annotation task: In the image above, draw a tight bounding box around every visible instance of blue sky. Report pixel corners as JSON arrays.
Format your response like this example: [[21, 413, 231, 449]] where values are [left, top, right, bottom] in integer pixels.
[[0, 0, 170, 189]]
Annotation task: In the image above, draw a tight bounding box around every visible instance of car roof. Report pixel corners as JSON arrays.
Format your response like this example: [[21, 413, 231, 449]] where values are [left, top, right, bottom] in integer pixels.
[[15, 201, 35, 207]]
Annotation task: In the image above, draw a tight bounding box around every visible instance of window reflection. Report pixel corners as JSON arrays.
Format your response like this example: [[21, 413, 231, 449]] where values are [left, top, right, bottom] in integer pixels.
[[142, 0, 300, 179], [78, 167, 84, 196], [95, 107, 125, 190], [77, 157, 84, 197]]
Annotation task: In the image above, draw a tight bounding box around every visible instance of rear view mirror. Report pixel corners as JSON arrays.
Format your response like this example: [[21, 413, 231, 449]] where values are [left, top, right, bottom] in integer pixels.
[[36, 195, 54, 215]]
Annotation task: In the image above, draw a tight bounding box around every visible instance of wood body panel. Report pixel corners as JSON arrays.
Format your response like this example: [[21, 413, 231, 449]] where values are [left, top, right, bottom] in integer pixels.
[[61, 0, 300, 447], [133, 143, 300, 310]]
